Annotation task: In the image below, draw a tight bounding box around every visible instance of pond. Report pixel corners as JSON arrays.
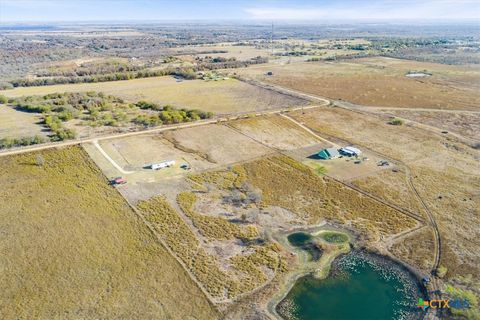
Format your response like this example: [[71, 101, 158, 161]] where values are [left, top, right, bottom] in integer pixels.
[[277, 251, 425, 320], [287, 232, 322, 261]]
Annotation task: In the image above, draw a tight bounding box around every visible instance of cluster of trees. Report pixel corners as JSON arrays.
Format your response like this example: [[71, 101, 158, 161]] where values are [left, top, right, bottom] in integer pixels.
[[43, 115, 76, 141], [6, 91, 214, 144], [196, 56, 268, 70], [10, 91, 124, 141], [36, 60, 145, 78], [133, 101, 213, 127], [7, 67, 199, 88], [0, 135, 46, 150]]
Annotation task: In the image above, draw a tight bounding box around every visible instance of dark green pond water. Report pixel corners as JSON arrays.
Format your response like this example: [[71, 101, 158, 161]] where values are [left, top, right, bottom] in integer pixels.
[[288, 232, 322, 261], [277, 251, 425, 320]]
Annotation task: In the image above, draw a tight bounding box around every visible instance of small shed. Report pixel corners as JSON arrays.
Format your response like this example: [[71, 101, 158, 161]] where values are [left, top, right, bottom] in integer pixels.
[[340, 146, 362, 157], [318, 148, 340, 160]]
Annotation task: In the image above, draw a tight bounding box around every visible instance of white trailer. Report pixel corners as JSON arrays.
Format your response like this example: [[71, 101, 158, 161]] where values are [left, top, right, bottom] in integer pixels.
[[150, 160, 175, 170]]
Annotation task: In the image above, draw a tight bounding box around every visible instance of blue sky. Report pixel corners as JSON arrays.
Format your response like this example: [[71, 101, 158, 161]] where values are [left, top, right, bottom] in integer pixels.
[[1, 0, 479, 22]]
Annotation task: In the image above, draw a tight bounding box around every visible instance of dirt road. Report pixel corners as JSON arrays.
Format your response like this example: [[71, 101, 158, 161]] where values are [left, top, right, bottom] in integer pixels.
[[0, 102, 328, 158]]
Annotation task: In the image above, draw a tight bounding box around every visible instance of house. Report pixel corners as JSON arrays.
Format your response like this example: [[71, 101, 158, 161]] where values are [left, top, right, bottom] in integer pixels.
[[340, 146, 362, 157], [150, 160, 175, 170], [318, 148, 340, 160]]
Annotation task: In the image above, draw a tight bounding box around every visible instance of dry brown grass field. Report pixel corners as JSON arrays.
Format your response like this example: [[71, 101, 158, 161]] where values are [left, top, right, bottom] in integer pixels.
[[163, 124, 272, 164], [236, 57, 480, 110], [0, 76, 308, 114], [390, 227, 437, 273], [351, 169, 426, 216], [0, 146, 218, 319], [173, 44, 269, 60], [241, 155, 417, 240], [228, 114, 320, 150], [0, 105, 46, 139], [289, 106, 480, 280], [381, 109, 480, 141]]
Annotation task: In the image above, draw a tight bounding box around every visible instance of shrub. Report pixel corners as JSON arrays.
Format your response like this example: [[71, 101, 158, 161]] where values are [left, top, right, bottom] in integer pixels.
[[0, 135, 45, 150], [389, 118, 404, 125]]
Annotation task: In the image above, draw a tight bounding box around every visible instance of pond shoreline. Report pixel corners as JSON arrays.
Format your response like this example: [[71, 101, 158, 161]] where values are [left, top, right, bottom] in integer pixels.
[[266, 226, 428, 320], [266, 226, 352, 319]]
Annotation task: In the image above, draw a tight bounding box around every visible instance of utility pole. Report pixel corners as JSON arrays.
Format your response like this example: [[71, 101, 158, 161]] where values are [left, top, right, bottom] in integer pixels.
[[271, 21, 274, 56]]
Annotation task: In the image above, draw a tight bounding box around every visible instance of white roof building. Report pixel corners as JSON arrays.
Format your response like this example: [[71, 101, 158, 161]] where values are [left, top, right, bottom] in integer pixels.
[[340, 146, 362, 156]]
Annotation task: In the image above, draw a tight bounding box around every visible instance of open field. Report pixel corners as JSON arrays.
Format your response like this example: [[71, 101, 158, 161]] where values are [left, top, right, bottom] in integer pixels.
[[288, 106, 480, 280], [173, 44, 269, 60], [0, 76, 309, 114], [0, 146, 218, 319], [379, 109, 480, 141], [241, 156, 417, 239], [390, 227, 436, 273], [235, 57, 480, 110], [163, 124, 273, 164], [228, 114, 320, 150], [0, 105, 46, 139], [352, 168, 426, 216]]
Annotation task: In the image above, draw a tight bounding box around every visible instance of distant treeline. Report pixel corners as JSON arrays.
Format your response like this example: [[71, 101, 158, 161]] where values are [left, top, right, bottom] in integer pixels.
[[5, 68, 197, 89], [3, 56, 269, 89]]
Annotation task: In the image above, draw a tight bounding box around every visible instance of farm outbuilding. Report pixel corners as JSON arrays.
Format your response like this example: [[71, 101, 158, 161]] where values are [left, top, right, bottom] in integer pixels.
[[340, 146, 362, 157], [150, 160, 175, 170], [318, 148, 340, 160]]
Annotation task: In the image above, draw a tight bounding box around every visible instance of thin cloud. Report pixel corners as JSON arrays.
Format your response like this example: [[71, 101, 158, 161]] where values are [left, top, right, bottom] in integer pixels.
[[245, 1, 480, 20]]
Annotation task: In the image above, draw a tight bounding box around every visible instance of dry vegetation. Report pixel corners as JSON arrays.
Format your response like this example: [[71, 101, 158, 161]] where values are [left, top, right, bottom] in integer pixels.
[[352, 168, 425, 216], [163, 124, 272, 164], [191, 155, 417, 241], [0, 104, 46, 139], [243, 156, 417, 240], [136, 194, 283, 301], [228, 114, 319, 150], [289, 106, 480, 281], [382, 109, 480, 141], [236, 57, 480, 110], [0, 146, 218, 319], [390, 227, 436, 273], [0, 76, 308, 114]]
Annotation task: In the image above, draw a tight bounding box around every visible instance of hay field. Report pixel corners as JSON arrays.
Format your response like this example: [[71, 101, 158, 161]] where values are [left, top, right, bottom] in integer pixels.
[[0, 76, 308, 114], [228, 114, 320, 150], [163, 124, 272, 164], [0, 105, 46, 139], [0, 146, 218, 319], [289, 106, 480, 280], [236, 57, 480, 110]]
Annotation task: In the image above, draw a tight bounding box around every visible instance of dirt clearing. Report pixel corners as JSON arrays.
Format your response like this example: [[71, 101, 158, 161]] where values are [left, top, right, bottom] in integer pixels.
[[0, 105, 46, 139]]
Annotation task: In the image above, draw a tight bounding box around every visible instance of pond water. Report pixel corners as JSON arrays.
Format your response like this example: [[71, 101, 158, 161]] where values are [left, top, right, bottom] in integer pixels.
[[406, 72, 431, 78], [277, 251, 425, 320], [288, 232, 322, 261]]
